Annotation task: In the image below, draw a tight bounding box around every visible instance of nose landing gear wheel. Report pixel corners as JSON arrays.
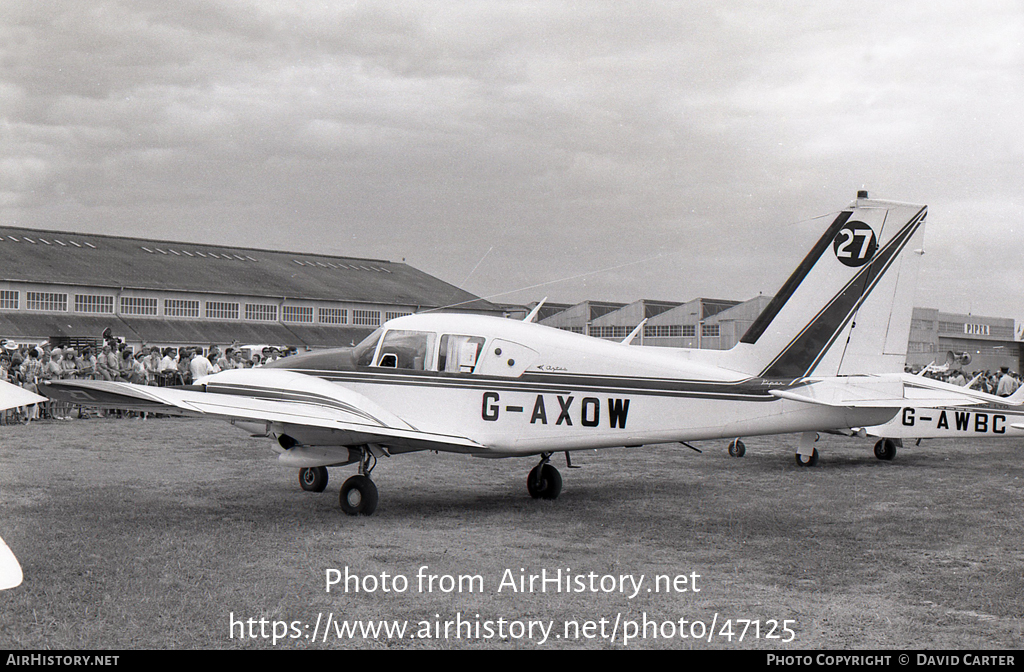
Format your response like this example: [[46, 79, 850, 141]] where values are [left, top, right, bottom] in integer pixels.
[[527, 463, 562, 500], [795, 448, 819, 467], [728, 438, 746, 457], [340, 475, 379, 515], [299, 466, 329, 492]]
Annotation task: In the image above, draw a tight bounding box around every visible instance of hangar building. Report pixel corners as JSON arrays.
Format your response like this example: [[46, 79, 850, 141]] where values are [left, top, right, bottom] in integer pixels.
[[540, 297, 1022, 373], [0, 226, 501, 350], [906, 308, 1020, 373]]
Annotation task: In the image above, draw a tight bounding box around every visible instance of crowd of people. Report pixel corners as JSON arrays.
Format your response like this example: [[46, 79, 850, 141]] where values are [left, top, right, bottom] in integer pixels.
[[908, 364, 1022, 397], [3, 335, 1022, 424], [0, 337, 299, 423]]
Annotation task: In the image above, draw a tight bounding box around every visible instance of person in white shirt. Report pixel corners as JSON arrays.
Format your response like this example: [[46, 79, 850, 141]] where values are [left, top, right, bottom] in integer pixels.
[[996, 367, 1020, 397], [189, 349, 213, 380], [158, 348, 177, 372]]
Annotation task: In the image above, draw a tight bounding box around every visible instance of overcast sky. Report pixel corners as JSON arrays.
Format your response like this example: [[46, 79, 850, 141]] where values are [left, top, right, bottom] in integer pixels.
[[2, 1, 1022, 318]]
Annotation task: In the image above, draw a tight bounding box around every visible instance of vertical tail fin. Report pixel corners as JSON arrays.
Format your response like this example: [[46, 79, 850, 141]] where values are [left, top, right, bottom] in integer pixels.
[[728, 193, 926, 378]]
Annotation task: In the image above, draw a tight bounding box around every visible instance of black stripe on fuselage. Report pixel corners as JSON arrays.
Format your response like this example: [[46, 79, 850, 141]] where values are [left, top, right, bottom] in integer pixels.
[[758, 206, 925, 379], [272, 366, 789, 402]]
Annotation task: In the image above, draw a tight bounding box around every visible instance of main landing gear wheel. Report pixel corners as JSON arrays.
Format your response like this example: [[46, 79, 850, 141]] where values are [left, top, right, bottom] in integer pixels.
[[728, 438, 746, 457], [339, 475, 378, 516], [299, 466, 329, 492], [873, 438, 899, 461], [527, 463, 562, 500], [795, 449, 819, 467]]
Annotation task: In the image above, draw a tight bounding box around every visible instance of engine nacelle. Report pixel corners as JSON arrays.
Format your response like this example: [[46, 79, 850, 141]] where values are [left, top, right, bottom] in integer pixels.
[[276, 446, 360, 468]]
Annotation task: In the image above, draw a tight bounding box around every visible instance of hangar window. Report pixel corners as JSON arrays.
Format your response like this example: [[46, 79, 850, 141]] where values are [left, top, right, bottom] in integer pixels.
[[385, 311, 412, 322], [681, 325, 696, 337], [121, 297, 158, 316], [353, 309, 380, 327], [437, 335, 485, 373], [206, 301, 239, 319], [318, 308, 348, 324], [245, 304, 278, 321], [0, 290, 18, 309], [26, 292, 67, 312], [375, 330, 435, 371], [701, 324, 720, 338], [282, 306, 313, 323], [75, 295, 114, 314], [165, 299, 200, 317], [644, 325, 683, 338]]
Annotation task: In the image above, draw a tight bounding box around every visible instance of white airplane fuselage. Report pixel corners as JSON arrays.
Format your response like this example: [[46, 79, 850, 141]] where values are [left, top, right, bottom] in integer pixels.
[[267, 313, 898, 456], [865, 402, 1024, 441]]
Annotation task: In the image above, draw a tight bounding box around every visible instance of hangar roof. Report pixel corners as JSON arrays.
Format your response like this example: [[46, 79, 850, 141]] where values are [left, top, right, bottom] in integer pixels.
[[0, 312, 374, 348], [0, 226, 497, 312]]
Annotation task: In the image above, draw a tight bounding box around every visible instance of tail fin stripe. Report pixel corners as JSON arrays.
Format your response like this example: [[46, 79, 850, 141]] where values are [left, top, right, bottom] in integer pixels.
[[741, 211, 853, 345], [758, 206, 926, 378]]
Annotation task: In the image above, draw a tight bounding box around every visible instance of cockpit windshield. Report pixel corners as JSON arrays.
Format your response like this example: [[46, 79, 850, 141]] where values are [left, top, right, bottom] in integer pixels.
[[353, 328, 383, 367]]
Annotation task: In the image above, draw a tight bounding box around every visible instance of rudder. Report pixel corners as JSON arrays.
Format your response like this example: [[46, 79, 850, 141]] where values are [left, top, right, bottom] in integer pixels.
[[730, 192, 926, 379]]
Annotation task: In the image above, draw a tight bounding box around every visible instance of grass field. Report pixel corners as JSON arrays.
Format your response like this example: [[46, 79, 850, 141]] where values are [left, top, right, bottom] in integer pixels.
[[1, 416, 1022, 649]]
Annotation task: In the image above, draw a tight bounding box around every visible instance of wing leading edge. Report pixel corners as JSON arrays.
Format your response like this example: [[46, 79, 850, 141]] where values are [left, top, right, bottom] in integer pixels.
[[40, 369, 486, 455]]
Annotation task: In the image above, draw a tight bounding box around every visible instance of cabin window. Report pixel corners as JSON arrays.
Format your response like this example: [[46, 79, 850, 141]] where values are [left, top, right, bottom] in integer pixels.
[[375, 330, 435, 371], [354, 328, 383, 367], [438, 335, 485, 373]]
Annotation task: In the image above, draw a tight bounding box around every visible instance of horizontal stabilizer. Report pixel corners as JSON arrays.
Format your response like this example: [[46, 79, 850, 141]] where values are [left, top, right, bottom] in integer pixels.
[[771, 373, 1021, 409]]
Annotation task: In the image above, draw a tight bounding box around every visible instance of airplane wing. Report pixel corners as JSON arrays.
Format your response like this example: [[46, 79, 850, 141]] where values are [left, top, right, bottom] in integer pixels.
[[40, 369, 486, 455], [770, 373, 1019, 409], [0, 379, 47, 411], [0, 534, 22, 591]]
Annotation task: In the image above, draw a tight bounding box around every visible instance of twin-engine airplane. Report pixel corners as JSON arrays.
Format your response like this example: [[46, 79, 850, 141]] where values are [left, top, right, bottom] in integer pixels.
[[40, 193, 1015, 515], [850, 384, 1024, 461]]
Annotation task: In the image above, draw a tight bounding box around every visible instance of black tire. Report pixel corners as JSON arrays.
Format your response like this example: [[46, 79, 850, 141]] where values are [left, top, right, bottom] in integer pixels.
[[728, 438, 746, 457], [339, 475, 379, 515], [795, 448, 819, 467], [527, 464, 562, 500], [874, 438, 898, 461], [299, 466, 329, 492]]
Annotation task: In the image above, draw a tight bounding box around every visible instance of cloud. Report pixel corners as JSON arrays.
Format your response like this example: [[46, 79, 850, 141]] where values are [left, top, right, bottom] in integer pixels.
[[0, 0, 1021, 318]]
